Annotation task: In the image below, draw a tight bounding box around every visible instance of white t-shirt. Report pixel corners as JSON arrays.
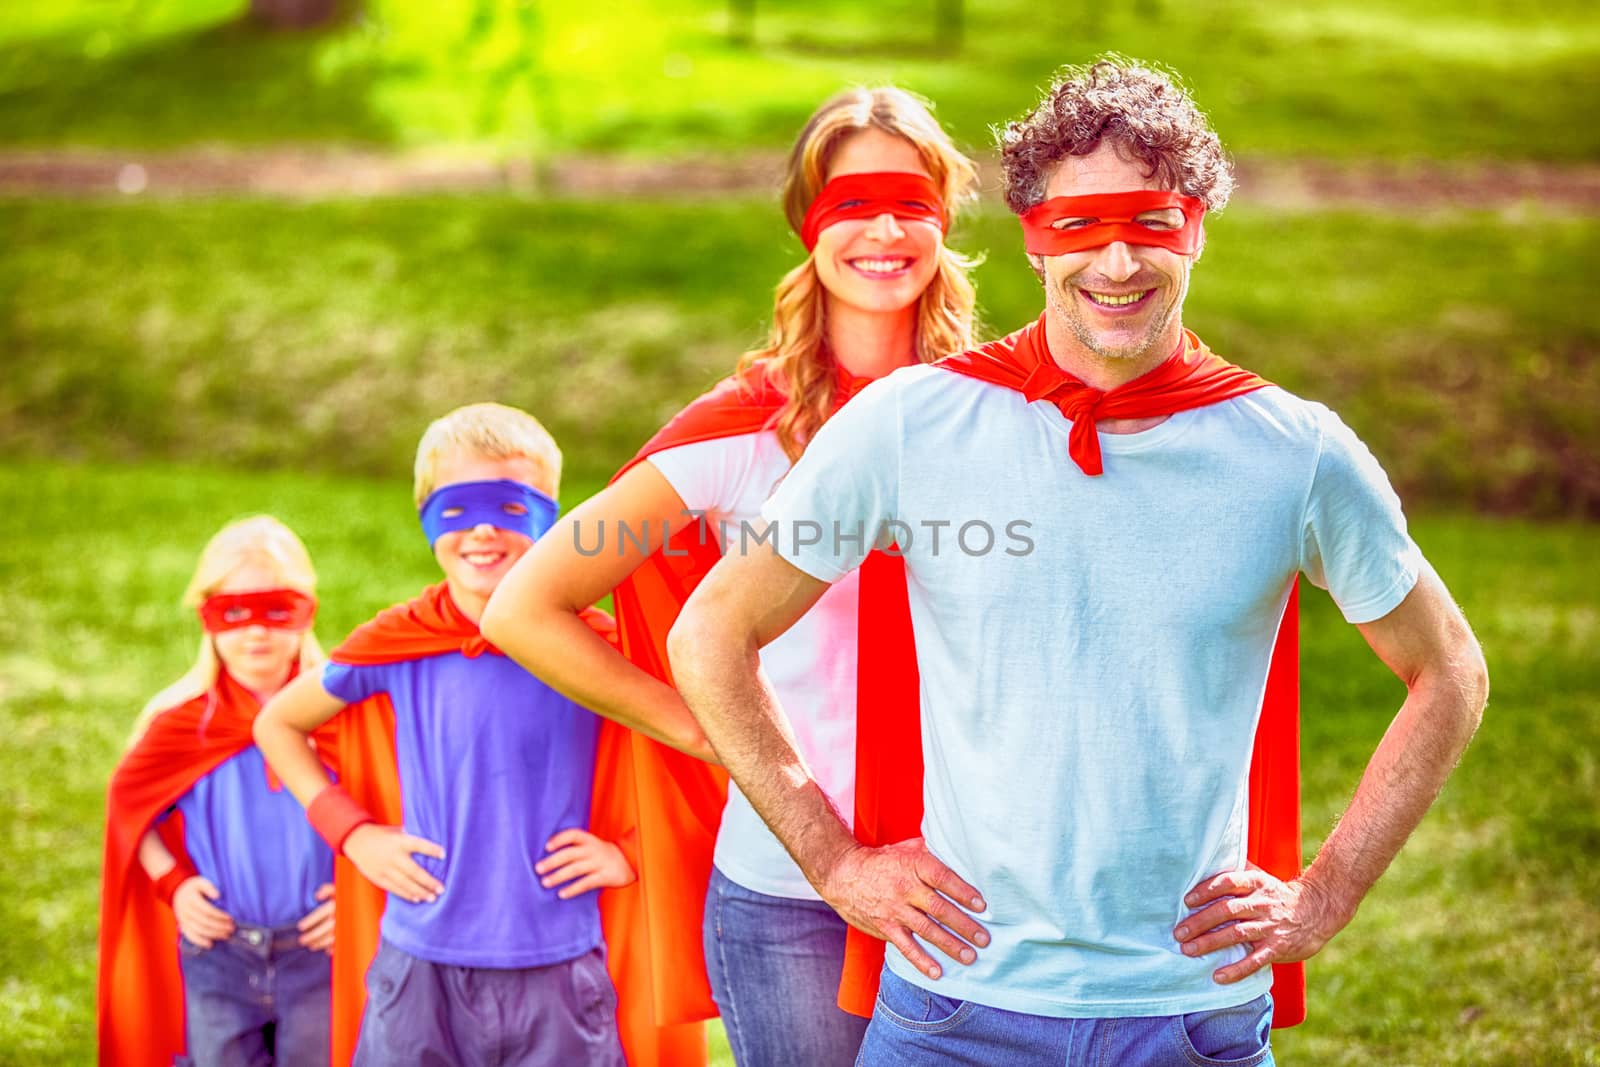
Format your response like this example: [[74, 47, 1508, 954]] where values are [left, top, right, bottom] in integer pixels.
[[761, 363, 1423, 1018], [650, 430, 861, 900]]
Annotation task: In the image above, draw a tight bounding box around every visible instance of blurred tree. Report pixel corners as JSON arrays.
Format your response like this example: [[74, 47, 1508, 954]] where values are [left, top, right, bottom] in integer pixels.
[[727, 0, 964, 52], [729, 0, 755, 46], [935, 0, 963, 51], [250, 0, 341, 29]]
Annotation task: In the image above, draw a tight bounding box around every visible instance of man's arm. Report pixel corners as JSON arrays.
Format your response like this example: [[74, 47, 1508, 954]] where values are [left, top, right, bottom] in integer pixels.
[[669, 545, 990, 981], [1175, 566, 1488, 981]]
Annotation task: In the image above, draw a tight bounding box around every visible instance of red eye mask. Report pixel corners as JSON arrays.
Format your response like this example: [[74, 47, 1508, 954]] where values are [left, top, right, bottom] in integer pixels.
[[198, 589, 317, 633], [800, 172, 948, 252], [1019, 190, 1205, 256]]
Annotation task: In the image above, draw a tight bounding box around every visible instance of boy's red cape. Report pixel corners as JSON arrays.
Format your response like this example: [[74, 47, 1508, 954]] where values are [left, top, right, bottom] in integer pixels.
[[605, 342, 1306, 1028], [98, 667, 336, 1067], [321, 582, 704, 1067]]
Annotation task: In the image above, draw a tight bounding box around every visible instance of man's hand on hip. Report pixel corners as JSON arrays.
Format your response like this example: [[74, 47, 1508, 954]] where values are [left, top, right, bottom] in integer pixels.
[[1173, 866, 1351, 984], [818, 837, 990, 981]]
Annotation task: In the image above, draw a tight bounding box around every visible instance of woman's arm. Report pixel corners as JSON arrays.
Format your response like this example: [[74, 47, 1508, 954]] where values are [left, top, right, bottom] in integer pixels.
[[481, 461, 717, 762]]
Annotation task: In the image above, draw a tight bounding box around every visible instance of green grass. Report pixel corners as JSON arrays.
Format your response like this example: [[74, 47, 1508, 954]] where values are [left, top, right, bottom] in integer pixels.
[[1, 460, 1595, 1064], [3, 195, 1596, 514], [1, 0, 1597, 160]]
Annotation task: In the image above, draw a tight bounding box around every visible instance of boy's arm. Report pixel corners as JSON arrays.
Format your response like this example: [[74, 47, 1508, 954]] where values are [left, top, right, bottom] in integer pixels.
[[255, 670, 445, 904], [253, 671, 346, 807], [480, 461, 717, 762]]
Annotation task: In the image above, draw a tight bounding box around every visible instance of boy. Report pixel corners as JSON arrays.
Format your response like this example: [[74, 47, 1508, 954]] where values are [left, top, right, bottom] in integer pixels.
[[254, 403, 641, 1066]]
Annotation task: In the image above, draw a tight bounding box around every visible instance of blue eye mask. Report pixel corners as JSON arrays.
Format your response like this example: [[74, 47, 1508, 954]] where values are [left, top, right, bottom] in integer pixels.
[[419, 479, 560, 548]]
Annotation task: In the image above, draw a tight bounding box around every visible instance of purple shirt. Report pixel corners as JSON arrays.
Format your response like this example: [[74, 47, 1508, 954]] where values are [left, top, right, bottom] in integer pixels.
[[321, 652, 603, 968], [173, 746, 334, 928]]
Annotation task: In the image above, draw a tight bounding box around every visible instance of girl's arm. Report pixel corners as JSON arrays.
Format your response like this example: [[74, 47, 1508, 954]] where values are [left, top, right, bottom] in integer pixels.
[[481, 462, 717, 762], [136, 826, 235, 947]]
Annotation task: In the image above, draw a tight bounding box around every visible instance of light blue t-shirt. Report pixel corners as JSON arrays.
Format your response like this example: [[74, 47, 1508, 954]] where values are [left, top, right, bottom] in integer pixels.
[[321, 651, 603, 968], [174, 746, 334, 928], [761, 364, 1423, 1018]]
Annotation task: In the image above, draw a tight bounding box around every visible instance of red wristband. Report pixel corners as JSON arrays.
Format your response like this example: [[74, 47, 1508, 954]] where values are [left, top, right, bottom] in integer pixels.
[[307, 784, 376, 853], [152, 865, 195, 906]]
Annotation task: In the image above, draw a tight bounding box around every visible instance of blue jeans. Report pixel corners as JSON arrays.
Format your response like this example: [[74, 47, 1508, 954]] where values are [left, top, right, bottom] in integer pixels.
[[175, 925, 331, 1067], [352, 940, 624, 1067], [704, 866, 870, 1067], [856, 966, 1274, 1067]]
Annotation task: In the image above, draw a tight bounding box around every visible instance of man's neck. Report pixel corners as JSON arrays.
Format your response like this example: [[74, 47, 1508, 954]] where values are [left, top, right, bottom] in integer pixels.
[[1042, 313, 1184, 393], [826, 301, 918, 380]]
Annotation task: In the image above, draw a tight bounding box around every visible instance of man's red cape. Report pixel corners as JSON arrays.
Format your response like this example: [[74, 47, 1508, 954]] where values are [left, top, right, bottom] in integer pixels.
[[321, 582, 701, 1067], [935, 317, 1306, 1026], [98, 667, 337, 1066]]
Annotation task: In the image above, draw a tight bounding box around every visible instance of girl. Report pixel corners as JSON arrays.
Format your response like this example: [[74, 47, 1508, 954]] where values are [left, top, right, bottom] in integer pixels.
[[99, 516, 337, 1067], [481, 86, 978, 1067]]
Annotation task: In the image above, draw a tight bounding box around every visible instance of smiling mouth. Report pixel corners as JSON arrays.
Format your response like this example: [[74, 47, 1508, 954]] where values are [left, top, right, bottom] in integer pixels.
[[462, 551, 506, 568], [848, 257, 913, 277], [1083, 288, 1153, 309]]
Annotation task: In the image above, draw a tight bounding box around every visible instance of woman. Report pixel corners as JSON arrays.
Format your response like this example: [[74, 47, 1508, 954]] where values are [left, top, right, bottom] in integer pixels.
[[482, 86, 978, 1067]]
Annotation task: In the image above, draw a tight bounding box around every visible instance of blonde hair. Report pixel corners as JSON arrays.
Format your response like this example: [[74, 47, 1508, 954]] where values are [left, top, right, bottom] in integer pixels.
[[413, 402, 563, 506], [740, 86, 980, 461], [129, 516, 325, 745]]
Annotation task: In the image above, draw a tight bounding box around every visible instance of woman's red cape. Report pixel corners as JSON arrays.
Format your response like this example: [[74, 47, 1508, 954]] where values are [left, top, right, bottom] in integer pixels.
[[317, 581, 704, 1066], [97, 667, 338, 1066]]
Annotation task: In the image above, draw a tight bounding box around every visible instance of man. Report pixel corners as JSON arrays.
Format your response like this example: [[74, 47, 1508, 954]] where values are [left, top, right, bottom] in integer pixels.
[[668, 57, 1487, 1066]]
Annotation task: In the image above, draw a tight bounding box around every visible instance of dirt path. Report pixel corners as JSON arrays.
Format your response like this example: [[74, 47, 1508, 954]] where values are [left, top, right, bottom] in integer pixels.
[[1, 148, 1596, 213]]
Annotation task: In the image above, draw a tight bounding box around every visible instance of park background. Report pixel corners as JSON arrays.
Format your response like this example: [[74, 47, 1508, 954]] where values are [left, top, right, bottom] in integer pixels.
[[0, 1, 1596, 1063]]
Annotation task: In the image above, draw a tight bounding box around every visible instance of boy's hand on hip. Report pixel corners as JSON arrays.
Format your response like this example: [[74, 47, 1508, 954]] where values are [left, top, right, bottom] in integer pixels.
[[537, 828, 636, 898], [343, 824, 445, 904], [817, 838, 990, 982], [297, 882, 336, 953], [1174, 866, 1348, 984], [173, 877, 235, 949]]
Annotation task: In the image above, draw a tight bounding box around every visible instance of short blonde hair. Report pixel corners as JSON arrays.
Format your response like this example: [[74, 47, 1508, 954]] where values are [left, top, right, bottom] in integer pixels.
[[131, 515, 325, 745], [413, 402, 563, 506]]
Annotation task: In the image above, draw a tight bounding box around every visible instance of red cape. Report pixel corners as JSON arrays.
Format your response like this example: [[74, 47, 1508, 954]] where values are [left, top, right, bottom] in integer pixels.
[[604, 362, 927, 1023], [594, 365, 778, 1050], [98, 668, 337, 1066], [935, 318, 1306, 1026], [320, 583, 700, 1066]]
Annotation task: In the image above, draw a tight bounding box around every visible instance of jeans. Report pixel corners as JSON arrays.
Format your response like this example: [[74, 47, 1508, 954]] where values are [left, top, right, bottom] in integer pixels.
[[856, 966, 1273, 1067], [703, 866, 870, 1067], [175, 925, 331, 1067], [352, 940, 624, 1067]]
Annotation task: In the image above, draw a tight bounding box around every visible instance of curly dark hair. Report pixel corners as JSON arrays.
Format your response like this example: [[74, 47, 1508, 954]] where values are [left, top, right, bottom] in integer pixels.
[[1000, 55, 1234, 215]]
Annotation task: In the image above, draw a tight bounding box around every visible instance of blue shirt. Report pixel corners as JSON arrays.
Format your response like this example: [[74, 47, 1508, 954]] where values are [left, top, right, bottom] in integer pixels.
[[321, 652, 603, 968], [764, 370, 1422, 1017], [174, 746, 334, 928]]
